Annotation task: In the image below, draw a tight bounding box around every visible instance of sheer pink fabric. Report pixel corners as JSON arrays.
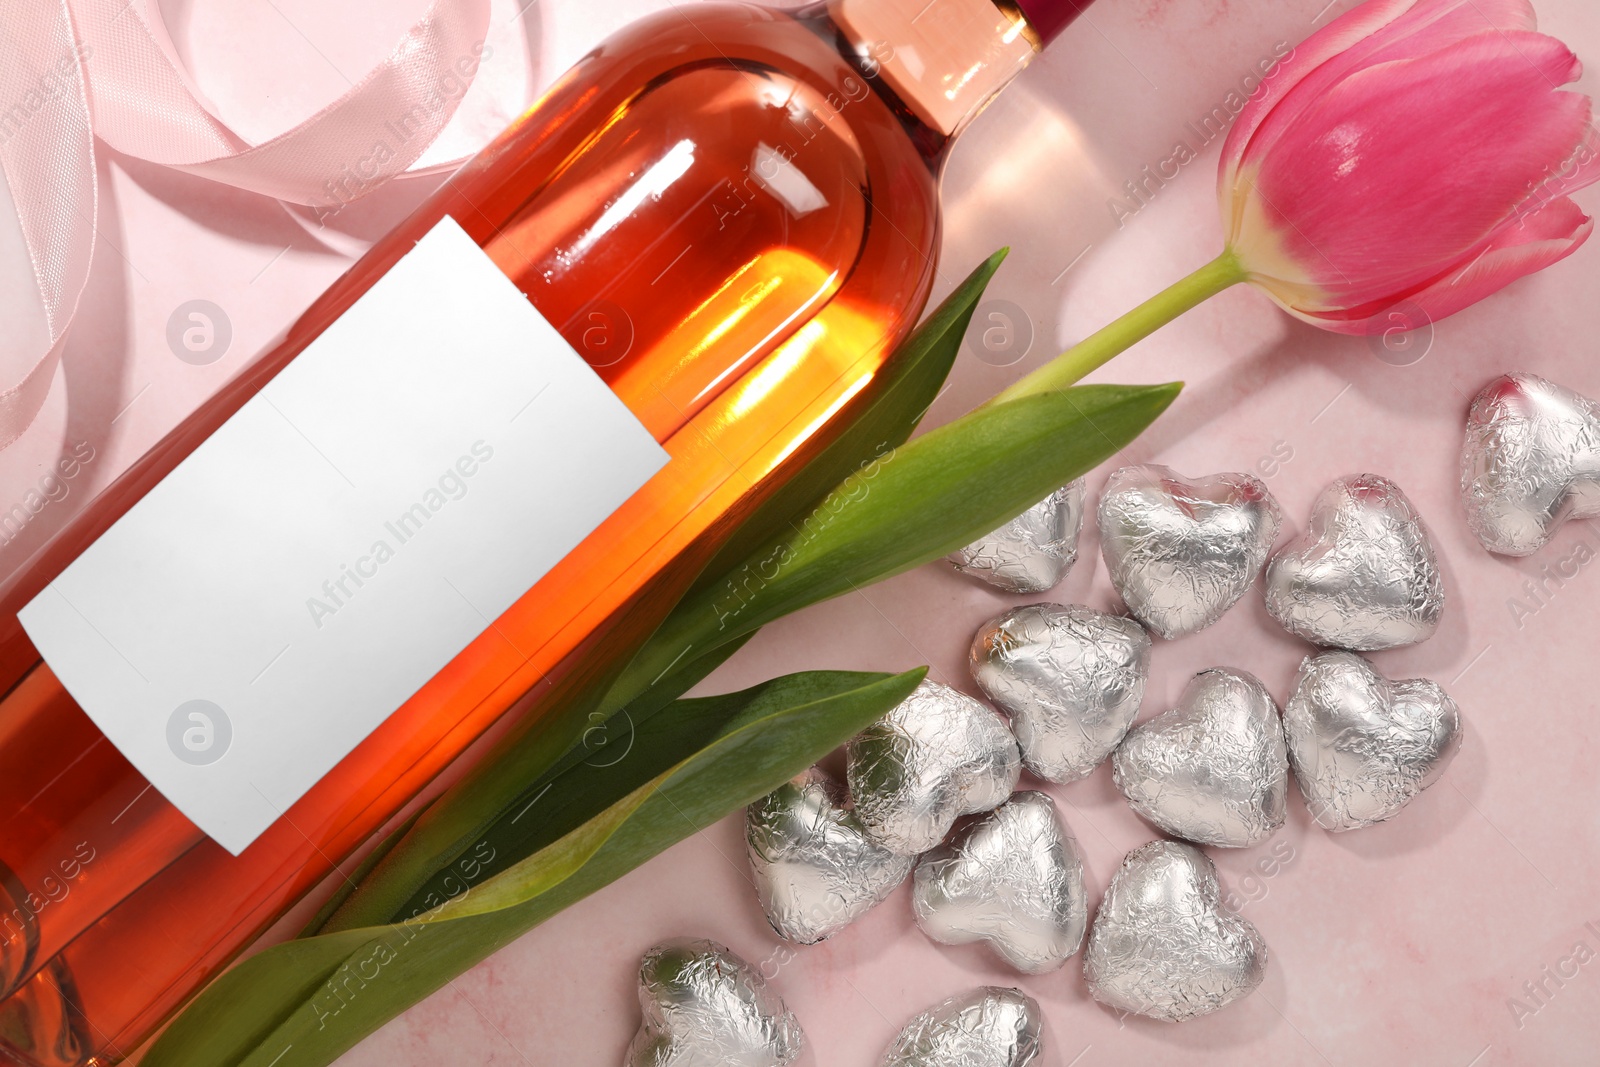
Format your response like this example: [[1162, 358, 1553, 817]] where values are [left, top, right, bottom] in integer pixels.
[[0, 0, 491, 446]]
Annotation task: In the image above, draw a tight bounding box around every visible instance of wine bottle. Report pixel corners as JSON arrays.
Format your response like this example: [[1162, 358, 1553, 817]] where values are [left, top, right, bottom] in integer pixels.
[[0, 0, 1086, 1061]]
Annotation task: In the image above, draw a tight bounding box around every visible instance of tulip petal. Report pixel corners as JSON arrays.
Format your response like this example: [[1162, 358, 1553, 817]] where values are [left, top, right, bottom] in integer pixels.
[[1298, 196, 1593, 335], [1517, 108, 1600, 209], [1358, 0, 1535, 67], [1222, 0, 1537, 200], [1244, 30, 1591, 307], [1221, 0, 1415, 186]]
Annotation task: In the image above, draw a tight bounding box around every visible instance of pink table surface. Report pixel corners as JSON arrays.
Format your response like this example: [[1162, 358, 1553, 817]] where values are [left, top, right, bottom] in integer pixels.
[[7, 0, 1600, 1064]]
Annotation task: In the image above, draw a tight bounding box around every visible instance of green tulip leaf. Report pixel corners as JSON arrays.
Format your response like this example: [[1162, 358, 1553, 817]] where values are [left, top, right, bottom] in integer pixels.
[[144, 667, 924, 1067], [298, 629, 754, 938], [146, 240, 1186, 1067], [685, 248, 1010, 596], [368, 380, 1180, 931], [320, 251, 1008, 931], [614, 380, 1183, 704]]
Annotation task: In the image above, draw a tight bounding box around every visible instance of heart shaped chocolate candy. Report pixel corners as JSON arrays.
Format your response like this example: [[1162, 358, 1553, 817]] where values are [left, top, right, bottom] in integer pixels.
[[950, 479, 1086, 593], [1098, 465, 1282, 639], [1083, 841, 1268, 1022], [626, 939, 804, 1066], [1112, 668, 1288, 848], [746, 768, 913, 944], [847, 680, 1021, 856], [970, 604, 1150, 783], [878, 987, 1043, 1067], [911, 791, 1087, 973], [1264, 473, 1444, 650], [1462, 372, 1600, 556], [1283, 650, 1462, 831]]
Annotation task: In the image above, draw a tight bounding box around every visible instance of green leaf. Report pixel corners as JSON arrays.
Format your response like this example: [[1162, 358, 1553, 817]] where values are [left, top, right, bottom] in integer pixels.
[[685, 248, 1009, 596], [318, 628, 756, 934], [298, 615, 743, 935], [614, 381, 1183, 703], [298, 805, 428, 937], [387, 635, 769, 917], [320, 250, 1007, 931], [144, 668, 925, 1067], [361, 378, 1182, 923], [524, 629, 759, 795], [304, 534, 720, 934]]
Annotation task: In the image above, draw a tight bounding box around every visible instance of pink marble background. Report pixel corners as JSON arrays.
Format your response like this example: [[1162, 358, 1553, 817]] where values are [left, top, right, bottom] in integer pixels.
[[7, 0, 1600, 1063]]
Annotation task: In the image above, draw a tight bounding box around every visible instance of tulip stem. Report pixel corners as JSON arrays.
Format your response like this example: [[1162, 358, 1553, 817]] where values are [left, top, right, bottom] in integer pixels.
[[990, 248, 1247, 404]]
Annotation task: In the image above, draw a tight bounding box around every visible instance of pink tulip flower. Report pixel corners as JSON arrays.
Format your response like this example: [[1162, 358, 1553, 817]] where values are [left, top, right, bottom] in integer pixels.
[[996, 0, 1600, 405], [1221, 0, 1600, 334]]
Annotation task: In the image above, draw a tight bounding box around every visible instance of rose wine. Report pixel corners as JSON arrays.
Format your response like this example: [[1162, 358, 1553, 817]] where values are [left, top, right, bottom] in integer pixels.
[[0, 0, 1083, 1061]]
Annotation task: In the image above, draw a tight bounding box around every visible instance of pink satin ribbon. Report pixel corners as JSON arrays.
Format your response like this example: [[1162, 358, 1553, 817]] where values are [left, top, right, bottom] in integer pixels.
[[0, 0, 494, 447]]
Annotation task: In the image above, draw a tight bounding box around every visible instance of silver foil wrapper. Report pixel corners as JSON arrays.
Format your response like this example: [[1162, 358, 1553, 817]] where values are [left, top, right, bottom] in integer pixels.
[[746, 769, 913, 944], [1112, 669, 1288, 848], [969, 604, 1151, 783], [626, 939, 804, 1066], [912, 791, 1087, 974], [949, 480, 1086, 593], [1284, 650, 1462, 831], [878, 987, 1043, 1067], [1461, 372, 1600, 556], [1098, 465, 1282, 639], [1083, 840, 1268, 1022], [847, 679, 1021, 856], [1264, 473, 1444, 650]]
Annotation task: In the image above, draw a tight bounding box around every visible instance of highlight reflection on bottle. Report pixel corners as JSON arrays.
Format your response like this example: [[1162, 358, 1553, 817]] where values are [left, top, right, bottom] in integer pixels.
[[0, 0, 1087, 1058]]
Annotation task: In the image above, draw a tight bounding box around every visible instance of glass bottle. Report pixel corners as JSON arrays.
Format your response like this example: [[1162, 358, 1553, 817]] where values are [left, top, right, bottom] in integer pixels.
[[0, 1, 1084, 1061]]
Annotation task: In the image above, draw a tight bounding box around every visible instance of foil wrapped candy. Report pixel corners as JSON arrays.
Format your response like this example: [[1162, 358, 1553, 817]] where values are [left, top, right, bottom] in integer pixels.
[[948, 480, 1086, 593], [1083, 840, 1268, 1022], [1264, 473, 1445, 650], [912, 791, 1088, 974], [847, 680, 1021, 856], [878, 987, 1043, 1067], [626, 939, 805, 1066], [1112, 668, 1288, 848], [746, 769, 914, 944], [1461, 372, 1600, 556], [1284, 651, 1462, 831], [969, 604, 1151, 783], [1098, 465, 1282, 639]]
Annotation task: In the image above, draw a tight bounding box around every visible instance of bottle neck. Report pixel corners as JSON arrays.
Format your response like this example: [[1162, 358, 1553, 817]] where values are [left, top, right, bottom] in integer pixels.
[[826, 0, 1040, 140]]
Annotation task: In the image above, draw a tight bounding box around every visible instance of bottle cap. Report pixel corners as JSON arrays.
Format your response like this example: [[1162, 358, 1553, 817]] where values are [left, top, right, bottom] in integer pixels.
[[1014, 0, 1092, 45]]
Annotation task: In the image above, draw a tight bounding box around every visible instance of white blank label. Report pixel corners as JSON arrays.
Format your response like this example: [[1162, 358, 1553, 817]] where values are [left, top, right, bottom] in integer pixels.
[[21, 217, 668, 855]]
